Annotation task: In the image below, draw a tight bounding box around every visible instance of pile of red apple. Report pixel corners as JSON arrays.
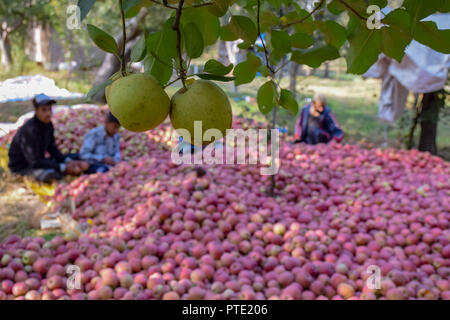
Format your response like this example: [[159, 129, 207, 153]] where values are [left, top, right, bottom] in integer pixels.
[[0, 105, 264, 161], [1, 109, 449, 300]]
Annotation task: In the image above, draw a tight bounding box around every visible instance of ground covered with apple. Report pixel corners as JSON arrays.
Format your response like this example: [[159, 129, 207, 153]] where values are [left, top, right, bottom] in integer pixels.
[[0, 107, 449, 300]]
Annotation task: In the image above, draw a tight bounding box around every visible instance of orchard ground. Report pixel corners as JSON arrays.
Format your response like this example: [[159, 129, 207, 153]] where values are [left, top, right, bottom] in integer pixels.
[[1, 0, 449, 300]]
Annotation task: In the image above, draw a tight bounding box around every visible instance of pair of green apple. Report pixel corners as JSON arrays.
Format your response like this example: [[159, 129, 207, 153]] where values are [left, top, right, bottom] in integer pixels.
[[105, 73, 232, 146]]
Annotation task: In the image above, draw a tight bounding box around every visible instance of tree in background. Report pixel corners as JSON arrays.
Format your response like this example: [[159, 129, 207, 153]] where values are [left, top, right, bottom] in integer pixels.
[[0, 0, 52, 71]]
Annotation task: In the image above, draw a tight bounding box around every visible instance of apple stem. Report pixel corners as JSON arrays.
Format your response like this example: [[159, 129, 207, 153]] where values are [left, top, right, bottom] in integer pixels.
[[119, 0, 127, 77]]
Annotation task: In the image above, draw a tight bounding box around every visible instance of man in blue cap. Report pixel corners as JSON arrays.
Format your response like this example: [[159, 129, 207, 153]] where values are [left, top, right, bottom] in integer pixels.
[[8, 94, 89, 182]]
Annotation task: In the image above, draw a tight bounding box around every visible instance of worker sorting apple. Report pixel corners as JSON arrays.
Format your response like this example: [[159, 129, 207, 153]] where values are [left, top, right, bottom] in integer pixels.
[[294, 93, 344, 145], [8, 94, 123, 182]]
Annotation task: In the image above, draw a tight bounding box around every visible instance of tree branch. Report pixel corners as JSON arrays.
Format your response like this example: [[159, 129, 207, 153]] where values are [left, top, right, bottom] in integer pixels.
[[119, 0, 127, 75], [149, 0, 212, 9], [338, 0, 367, 21], [282, 0, 325, 29], [257, 0, 274, 74], [150, 0, 177, 10], [163, 76, 181, 88], [172, 0, 186, 88], [7, 21, 23, 33], [190, 2, 214, 8]]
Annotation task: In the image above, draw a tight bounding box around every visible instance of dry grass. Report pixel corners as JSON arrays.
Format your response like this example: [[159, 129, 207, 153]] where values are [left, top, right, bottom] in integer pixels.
[[0, 169, 56, 241]]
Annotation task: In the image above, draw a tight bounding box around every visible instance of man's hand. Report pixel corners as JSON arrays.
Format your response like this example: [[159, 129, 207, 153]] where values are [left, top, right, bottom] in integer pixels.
[[103, 157, 115, 166], [66, 161, 81, 175], [76, 161, 89, 172]]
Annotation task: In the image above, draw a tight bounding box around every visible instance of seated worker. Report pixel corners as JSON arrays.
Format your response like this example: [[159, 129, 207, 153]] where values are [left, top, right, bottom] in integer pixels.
[[294, 93, 344, 145], [8, 94, 89, 183], [79, 112, 121, 173]]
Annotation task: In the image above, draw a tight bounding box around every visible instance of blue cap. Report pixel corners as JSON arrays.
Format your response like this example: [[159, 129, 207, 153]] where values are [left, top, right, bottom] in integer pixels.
[[34, 93, 56, 106]]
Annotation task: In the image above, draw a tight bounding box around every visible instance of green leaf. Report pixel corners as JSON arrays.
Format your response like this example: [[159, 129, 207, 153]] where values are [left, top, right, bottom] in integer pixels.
[[146, 29, 176, 66], [279, 89, 298, 115], [290, 32, 314, 49], [143, 55, 173, 86], [130, 34, 147, 62], [87, 24, 118, 54], [413, 21, 450, 54], [182, 8, 220, 46], [78, 0, 96, 21], [347, 15, 360, 37], [220, 23, 238, 41], [370, 0, 387, 7], [125, 5, 141, 18], [381, 26, 411, 62], [229, 15, 258, 43], [269, 49, 285, 66], [196, 74, 235, 82], [204, 59, 233, 76], [183, 23, 204, 59], [316, 21, 347, 49], [87, 79, 112, 100], [237, 41, 252, 49], [122, 0, 142, 13], [291, 45, 340, 68], [260, 11, 280, 33], [233, 52, 262, 86], [346, 23, 382, 74], [440, 1, 450, 12], [287, 9, 316, 34], [404, 0, 444, 22], [271, 30, 291, 55], [382, 9, 411, 31], [146, 18, 178, 65], [327, 0, 345, 15], [146, 32, 163, 59], [339, 0, 368, 18], [207, 0, 232, 17], [258, 65, 270, 77], [257, 81, 278, 114], [267, 0, 282, 10]]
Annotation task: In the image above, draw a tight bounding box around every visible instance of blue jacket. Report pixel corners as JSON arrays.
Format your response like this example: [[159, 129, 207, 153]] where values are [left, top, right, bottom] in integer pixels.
[[80, 126, 120, 163], [294, 104, 344, 143]]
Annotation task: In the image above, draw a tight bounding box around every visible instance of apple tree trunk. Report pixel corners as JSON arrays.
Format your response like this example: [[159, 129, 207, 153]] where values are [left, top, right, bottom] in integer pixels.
[[0, 33, 13, 71], [324, 62, 329, 78], [289, 62, 299, 98], [418, 90, 444, 155]]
